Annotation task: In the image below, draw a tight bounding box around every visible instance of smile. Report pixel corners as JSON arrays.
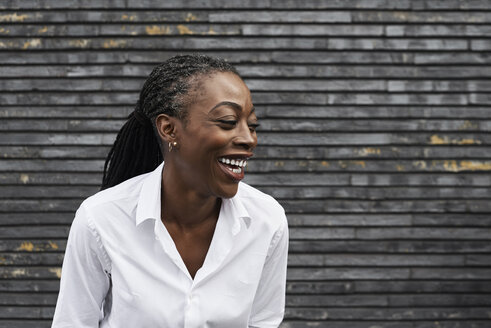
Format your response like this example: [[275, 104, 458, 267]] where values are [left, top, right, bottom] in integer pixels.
[[218, 157, 248, 174]]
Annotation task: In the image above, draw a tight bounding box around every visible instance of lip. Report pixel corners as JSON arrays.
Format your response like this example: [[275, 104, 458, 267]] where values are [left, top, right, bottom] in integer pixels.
[[218, 152, 253, 159], [216, 153, 253, 183], [217, 160, 244, 182]]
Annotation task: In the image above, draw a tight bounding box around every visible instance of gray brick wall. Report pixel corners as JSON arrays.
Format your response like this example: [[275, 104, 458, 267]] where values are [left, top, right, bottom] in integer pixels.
[[1, 1, 490, 327]]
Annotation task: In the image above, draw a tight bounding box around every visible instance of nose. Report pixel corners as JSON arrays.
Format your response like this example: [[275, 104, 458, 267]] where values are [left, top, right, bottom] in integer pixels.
[[233, 122, 257, 150]]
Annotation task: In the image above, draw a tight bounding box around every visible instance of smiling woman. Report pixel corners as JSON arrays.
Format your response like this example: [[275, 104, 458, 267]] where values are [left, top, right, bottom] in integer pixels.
[[51, 55, 289, 328]]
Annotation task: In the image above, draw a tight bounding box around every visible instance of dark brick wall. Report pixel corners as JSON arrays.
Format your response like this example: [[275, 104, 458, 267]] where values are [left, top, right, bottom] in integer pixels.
[[1, 1, 490, 327]]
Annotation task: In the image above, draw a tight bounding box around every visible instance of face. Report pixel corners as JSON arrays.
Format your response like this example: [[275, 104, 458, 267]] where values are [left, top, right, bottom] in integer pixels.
[[172, 72, 258, 199]]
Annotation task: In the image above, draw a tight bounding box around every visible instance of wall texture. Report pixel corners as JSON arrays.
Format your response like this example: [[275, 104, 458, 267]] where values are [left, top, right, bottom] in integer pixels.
[[1, 1, 491, 327]]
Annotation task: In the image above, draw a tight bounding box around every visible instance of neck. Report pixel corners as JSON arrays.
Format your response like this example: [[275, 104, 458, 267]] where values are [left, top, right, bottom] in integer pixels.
[[161, 162, 220, 228]]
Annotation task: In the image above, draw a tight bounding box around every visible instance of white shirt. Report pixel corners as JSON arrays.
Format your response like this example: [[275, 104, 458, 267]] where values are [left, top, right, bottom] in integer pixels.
[[52, 162, 289, 328]]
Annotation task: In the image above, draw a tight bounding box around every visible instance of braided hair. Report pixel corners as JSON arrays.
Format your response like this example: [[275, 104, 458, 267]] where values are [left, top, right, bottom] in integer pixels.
[[101, 54, 240, 190]]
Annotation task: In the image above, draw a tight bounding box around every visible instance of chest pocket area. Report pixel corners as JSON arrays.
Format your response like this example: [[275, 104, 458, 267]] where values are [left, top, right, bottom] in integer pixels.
[[107, 285, 144, 326], [237, 252, 267, 286]]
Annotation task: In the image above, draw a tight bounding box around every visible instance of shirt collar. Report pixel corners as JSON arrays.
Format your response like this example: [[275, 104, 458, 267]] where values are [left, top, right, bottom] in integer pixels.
[[135, 162, 251, 230], [225, 188, 251, 234], [135, 162, 163, 226]]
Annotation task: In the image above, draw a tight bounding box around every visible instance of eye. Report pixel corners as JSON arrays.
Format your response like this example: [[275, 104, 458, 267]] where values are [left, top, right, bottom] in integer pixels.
[[216, 120, 237, 128], [248, 123, 260, 132]]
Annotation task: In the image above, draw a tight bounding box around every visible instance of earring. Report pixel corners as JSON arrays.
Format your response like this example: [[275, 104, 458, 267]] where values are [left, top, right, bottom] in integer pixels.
[[168, 141, 177, 152]]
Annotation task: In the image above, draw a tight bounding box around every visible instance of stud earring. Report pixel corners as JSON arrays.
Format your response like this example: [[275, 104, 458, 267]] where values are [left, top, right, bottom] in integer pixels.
[[168, 141, 178, 152]]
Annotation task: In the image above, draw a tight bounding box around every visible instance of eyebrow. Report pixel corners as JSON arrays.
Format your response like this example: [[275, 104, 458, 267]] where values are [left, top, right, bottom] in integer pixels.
[[208, 101, 255, 115]]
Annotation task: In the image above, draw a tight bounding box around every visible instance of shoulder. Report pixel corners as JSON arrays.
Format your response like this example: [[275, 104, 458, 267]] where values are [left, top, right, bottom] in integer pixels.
[[82, 172, 150, 210], [83, 173, 148, 208], [75, 172, 150, 228], [236, 182, 287, 228]]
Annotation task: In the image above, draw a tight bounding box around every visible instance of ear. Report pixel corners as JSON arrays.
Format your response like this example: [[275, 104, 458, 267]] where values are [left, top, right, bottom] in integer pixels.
[[155, 114, 179, 144]]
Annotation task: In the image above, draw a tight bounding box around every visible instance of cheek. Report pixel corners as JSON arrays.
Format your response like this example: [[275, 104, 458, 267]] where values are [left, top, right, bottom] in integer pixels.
[[206, 131, 232, 149]]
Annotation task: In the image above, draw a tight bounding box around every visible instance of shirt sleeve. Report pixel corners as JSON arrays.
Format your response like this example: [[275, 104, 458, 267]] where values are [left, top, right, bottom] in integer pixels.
[[249, 213, 289, 328], [52, 204, 111, 328]]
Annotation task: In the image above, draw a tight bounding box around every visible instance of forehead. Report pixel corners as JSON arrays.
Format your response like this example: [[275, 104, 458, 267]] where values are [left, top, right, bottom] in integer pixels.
[[189, 72, 252, 112]]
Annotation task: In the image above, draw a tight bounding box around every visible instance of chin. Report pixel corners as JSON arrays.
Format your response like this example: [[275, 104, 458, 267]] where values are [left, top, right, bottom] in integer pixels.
[[216, 184, 239, 199]]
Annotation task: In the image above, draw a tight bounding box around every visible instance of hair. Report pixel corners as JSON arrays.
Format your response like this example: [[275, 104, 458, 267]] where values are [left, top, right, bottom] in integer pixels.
[[101, 54, 240, 190]]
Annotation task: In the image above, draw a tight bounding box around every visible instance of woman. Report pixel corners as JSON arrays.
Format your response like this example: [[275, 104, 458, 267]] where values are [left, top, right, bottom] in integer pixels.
[[52, 54, 289, 328]]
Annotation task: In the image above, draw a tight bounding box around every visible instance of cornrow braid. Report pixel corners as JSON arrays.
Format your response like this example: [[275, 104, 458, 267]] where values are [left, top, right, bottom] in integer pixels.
[[101, 54, 240, 190]]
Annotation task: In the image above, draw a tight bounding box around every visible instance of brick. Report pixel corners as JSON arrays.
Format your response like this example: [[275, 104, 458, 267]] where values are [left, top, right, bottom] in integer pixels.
[[470, 93, 491, 105], [288, 254, 465, 266], [0, 253, 63, 266], [465, 255, 491, 266], [0, 10, 210, 22], [260, 105, 491, 119], [0, 239, 67, 252], [209, 11, 352, 23], [289, 240, 491, 253], [0, 186, 97, 198], [281, 199, 491, 214], [472, 39, 491, 50], [0, 172, 101, 185], [286, 281, 354, 294], [0, 105, 132, 118], [388, 80, 491, 92], [0, 160, 104, 172], [327, 38, 468, 50], [0, 293, 56, 306], [411, 0, 491, 10], [259, 186, 491, 199], [352, 11, 491, 23], [0, 280, 60, 292], [414, 53, 491, 64], [0, 200, 81, 213], [0, 321, 50, 328], [356, 227, 491, 240], [282, 322, 412, 328], [290, 227, 355, 240], [350, 173, 491, 187], [0, 306, 53, 319], [287, 214, 412, 226], [0, 213, 74, 225], [285, 307, 491, 320], [0, 267, 60, 279], [389, 294, 491, 306], [355, 280, 491, 293], [386, 25, 467, 37], [1, 119, 124, 131], [245, 79, 386, 91], [411, 214, 491, 227], [287, 267, 410, 280], [0, 146, 110, 159], [0, 226, 69, 238], [0, 50, 272, 65], [245, 173, 350, 186], [242, 24, 384, 36], [286, 294, 388, 307], [271, 0, 412, 10]]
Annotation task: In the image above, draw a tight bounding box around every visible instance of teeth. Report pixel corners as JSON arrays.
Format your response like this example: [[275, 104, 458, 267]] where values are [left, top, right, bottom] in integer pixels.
[[219, 157, 248, 168], [226, 167, 242, 174]]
